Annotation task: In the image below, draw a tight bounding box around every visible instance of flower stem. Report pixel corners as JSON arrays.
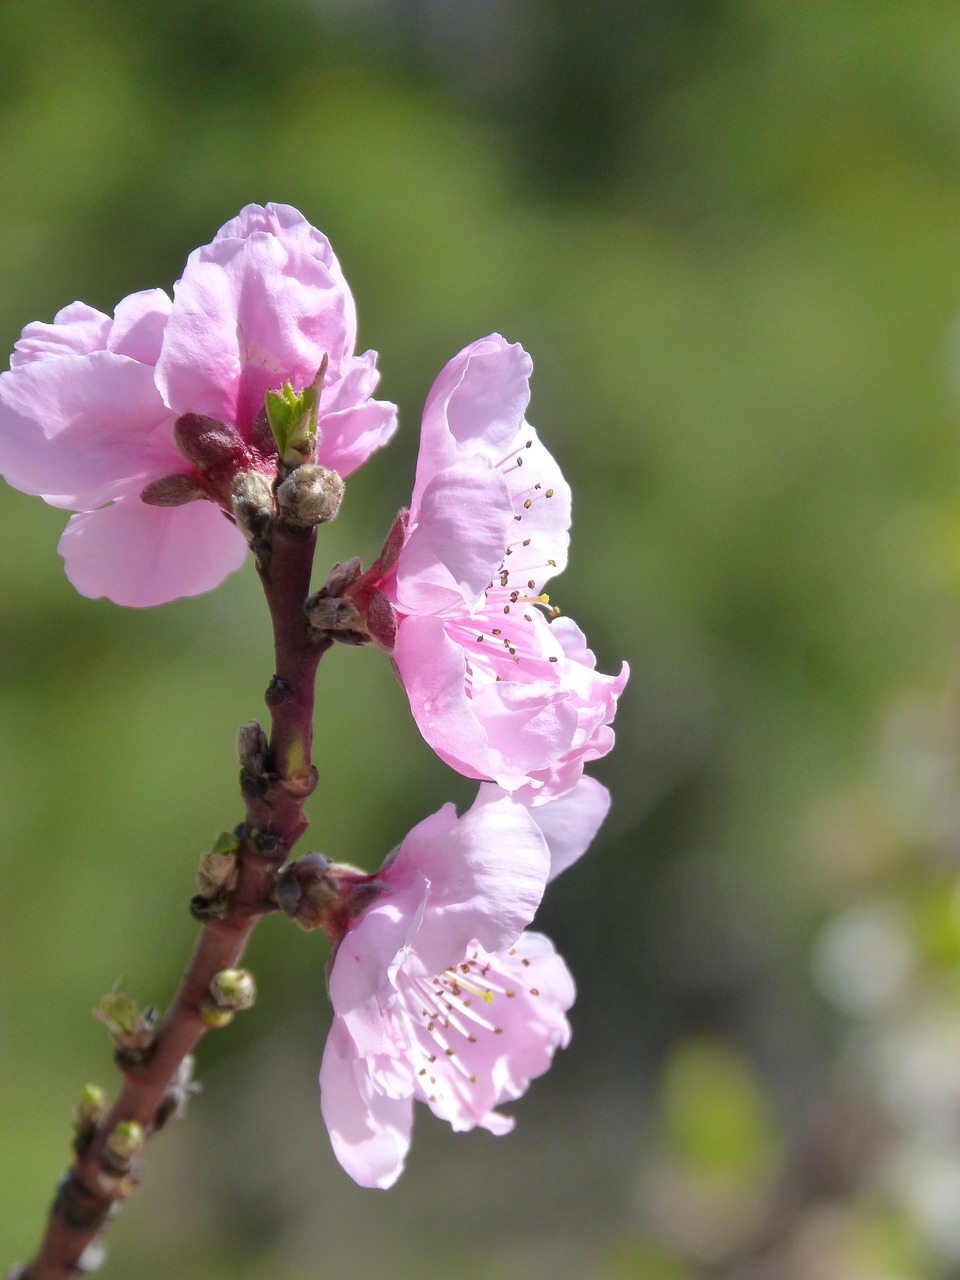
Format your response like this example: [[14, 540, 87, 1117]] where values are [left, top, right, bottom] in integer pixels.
[[16, 526, 329, 1279]]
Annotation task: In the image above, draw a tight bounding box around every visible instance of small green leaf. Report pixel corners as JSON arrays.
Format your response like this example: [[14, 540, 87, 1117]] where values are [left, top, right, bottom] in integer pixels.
[[264, 357, 327, 467]]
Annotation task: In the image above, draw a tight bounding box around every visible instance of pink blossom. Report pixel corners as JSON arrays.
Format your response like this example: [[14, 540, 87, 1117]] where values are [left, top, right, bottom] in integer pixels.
[[319, 777, 610, 1188], [383, 334, 627, 795], [0, 204, 396, 606]]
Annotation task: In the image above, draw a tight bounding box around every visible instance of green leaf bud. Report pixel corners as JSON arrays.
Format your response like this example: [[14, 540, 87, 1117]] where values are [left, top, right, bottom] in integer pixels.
[[264, 355, 327, 469]]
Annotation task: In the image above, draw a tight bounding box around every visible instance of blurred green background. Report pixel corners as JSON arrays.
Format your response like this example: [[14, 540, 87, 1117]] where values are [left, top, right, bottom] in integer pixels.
[[5, 1, 960, 1276]]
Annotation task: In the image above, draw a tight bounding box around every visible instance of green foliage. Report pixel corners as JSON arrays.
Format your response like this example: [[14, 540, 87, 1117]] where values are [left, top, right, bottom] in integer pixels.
[[659, 1038, 777, 1181], [4, 1, 960, 1276]]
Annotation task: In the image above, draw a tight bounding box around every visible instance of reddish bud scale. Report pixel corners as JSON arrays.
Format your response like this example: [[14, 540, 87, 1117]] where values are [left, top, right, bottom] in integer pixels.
[[167, 413, 277, 511], [273, 855, 385, 940]]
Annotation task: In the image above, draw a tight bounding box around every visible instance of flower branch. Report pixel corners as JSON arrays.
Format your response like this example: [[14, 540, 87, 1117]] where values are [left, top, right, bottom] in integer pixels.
[[1, 203, 628, 1276], [16, 516, 335, 1278]]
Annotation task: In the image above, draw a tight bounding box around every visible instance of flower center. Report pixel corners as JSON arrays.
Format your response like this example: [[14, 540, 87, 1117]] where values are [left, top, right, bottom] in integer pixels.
[[397, 947, 538, 1106]]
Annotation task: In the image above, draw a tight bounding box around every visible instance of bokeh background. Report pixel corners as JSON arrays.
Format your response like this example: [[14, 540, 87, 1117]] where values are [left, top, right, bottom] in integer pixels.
[[5, 2, 960, 1276]]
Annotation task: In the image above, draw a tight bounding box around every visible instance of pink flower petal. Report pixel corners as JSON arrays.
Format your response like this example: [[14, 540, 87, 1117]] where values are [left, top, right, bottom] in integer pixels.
[[317, 395, 398, 479], [157, 206, 357, 434], [390, 790, 549, 972], [392, 615, 491, 779], [393, 614, 585, 790], [215, 203, 357, 346], [395, 459, 514, 615], [473, 775, 611, 881], [107, 289, 172, 365], [319, 1019, 413, 1190], [329, 874, 428, 1057], [412, 334, 533, 514], [0, 352, 175, 508], [468, 676, 580, 781], [9, 302, 112, 367], [59, 495, 247, 606]]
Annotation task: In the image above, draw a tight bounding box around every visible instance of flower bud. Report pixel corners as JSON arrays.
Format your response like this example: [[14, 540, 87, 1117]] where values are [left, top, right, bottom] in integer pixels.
[[201, 968, 257, 1027], [273, 854, 385, 937], [304, 594, 363, 636], [199, 1004, 234, 1029], [276, 464, 344, 527], [196, 830, 241, 900], [237, 721, 270, 779], [209, 968, 257, 1012], [273, 852, 338, 929], [231, 470, 275, 543], [173, 414, 244, 470], [73, 1083, 107, 1154], [104, 1120, 144, 1172], [93, 983, 159, 1067]]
